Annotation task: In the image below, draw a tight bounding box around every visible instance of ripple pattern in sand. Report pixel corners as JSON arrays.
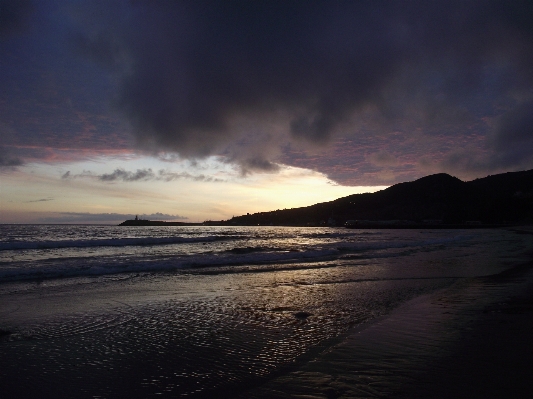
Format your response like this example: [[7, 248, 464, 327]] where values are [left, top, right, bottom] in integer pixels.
[[0, 277, 451, 398]]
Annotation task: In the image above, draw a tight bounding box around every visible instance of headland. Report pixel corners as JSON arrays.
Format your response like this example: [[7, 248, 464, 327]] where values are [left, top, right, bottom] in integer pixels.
[[119, 219, 202, 226], [119, 169, 533, 228]]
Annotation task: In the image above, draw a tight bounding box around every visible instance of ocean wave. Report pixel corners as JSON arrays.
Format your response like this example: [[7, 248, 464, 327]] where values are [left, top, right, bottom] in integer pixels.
[[0, 235, 241, 251], [0, 234, 473, 283], [335, 234, 473, 253], [301, 231, 383, 239]]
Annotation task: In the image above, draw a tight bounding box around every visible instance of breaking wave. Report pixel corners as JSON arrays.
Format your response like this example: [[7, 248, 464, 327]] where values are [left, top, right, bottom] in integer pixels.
[[0, 232, 473, 283]]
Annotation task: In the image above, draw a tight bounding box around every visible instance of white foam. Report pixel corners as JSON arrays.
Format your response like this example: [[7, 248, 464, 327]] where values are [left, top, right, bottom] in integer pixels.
[[0, 235, 233, 251], [0, 233, 474, 282]]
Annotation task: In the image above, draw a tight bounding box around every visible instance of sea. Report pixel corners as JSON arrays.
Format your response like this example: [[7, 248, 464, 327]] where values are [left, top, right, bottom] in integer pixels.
[[0, 225, 531, 398]]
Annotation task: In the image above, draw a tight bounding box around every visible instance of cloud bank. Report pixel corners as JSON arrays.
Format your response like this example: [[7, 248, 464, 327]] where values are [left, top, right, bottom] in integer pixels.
[[2, 1, 533, 185], [0, 151, 23, 170], [70, 0, 533, 182], [62, 168, 225, 182], [0, 0, 33, 38]]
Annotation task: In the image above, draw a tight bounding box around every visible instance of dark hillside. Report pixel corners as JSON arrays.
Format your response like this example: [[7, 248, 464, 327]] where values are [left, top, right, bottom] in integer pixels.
[[227, 170, 533, 226], [358, 173, 472, 223], [467, 170, 533, 223]]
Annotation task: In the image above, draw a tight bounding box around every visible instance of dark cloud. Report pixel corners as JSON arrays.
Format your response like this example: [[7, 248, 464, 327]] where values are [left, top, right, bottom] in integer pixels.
[[496, 102, 533, 147], [0, 0, 33, 38], [226, 156, 280, 176], [1, 0, 532, 186], [491, 101, 533, 168], [62, 168, 224, 182], [25, 197, 54, 203], [433, 99, 533, 178], [99, 168, 155, 182], [69, 0, 533, 181], [157, 170, 224, 182], [61, 170, 94, 179], [0, 147, 24, 170], [368, 151, 399, 168], [0, 155, 23, 168]]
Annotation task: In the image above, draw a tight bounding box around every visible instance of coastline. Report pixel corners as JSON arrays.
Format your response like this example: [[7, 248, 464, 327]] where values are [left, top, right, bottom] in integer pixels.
[[118, 219, 203, 226], [242, 253, 533, 398], [2, 227, 532, 398], [118, 218, 528, 228]]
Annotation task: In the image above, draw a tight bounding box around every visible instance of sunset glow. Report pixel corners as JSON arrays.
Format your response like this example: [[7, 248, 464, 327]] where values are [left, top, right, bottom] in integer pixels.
[[1, 1, 532, 223]]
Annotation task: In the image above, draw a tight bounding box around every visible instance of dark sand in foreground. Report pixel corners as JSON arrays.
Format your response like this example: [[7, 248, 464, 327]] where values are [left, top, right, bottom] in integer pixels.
[[244, 257, 533, 398], [1, 230, 532, 398]]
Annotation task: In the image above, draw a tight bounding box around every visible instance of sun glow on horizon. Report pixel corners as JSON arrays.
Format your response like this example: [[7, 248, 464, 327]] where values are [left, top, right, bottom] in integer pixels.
[[0, 156, 388, 224]]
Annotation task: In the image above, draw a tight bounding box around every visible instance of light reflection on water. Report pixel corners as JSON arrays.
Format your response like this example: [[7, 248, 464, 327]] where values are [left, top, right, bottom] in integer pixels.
[[0, 228, 531, 398], [1, 267, 453, 398]]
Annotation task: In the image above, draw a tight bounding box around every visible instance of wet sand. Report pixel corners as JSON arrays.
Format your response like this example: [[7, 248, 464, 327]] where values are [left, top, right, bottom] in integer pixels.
[[1, 229, 532, 398], [243, 259, 533, 398]]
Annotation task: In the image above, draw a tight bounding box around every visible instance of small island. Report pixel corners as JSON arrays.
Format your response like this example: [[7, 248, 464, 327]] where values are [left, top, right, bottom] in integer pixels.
[[119, 215, 202, 226]]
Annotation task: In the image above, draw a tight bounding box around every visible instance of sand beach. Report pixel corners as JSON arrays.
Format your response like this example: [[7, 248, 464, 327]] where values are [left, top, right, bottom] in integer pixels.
[[1, 226, 532, 398], [244, 254, 533, 398]]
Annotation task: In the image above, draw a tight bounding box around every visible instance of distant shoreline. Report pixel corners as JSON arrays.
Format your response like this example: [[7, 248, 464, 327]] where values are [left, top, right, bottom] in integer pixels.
[[118, 219, 528, 229], [118, 220, 203, 226]]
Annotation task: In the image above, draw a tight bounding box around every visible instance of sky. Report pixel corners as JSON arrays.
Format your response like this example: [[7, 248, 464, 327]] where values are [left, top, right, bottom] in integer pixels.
[[1, 0, 533, 224]]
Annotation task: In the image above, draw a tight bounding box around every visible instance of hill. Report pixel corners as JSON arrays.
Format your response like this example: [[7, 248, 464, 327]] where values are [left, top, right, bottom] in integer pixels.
[[226, 170, 533, 227]]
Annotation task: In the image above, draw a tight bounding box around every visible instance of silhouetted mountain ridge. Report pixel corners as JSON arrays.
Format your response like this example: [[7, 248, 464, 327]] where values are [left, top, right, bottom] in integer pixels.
[[227, 169, 533, 226]]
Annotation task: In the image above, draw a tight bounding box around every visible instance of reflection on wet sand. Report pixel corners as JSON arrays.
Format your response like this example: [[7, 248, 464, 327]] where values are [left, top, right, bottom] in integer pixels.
[[244, 262, 533, 399], [1, 228, 532, 398]]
